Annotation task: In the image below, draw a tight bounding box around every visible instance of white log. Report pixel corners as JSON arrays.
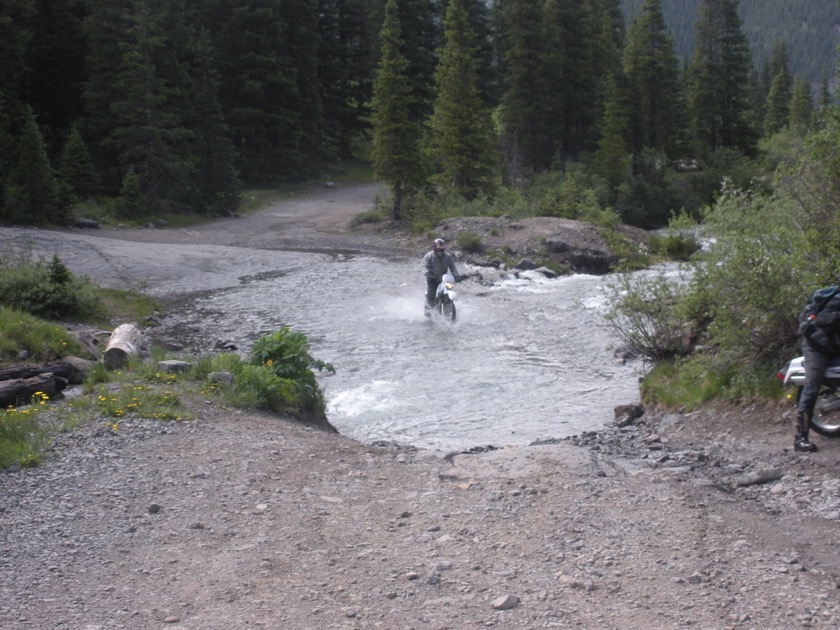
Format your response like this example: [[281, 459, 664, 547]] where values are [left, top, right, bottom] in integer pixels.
[[103, 323, 144, 370]]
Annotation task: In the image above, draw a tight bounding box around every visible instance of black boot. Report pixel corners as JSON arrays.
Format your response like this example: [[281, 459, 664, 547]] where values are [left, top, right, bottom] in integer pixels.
[[794, 411, 818, 452]]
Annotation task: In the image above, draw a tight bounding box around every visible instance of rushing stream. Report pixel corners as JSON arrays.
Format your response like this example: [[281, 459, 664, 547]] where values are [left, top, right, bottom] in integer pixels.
[[159, 252, 641, 451]]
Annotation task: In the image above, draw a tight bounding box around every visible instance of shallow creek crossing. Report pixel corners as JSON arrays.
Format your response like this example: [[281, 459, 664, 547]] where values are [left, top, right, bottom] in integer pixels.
[[2, 225, 642, 451]]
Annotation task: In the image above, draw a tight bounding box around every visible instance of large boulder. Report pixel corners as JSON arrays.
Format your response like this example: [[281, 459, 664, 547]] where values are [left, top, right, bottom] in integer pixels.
[[436, 216, 643, 275]]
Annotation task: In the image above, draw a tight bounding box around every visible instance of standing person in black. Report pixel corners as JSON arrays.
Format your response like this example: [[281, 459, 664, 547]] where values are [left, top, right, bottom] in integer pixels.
[[796, 284, 840, 452]]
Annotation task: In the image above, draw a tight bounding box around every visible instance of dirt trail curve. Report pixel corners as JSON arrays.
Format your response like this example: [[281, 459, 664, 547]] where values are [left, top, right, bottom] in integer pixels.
[[2, 183, 840, 629], [1, 182, 424, 297]]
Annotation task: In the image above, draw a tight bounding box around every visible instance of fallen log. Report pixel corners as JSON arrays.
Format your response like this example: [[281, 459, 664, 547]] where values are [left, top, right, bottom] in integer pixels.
[[0, 358, 94, 385], [103, 323, 144, 370], [0, 373, 66, 408]]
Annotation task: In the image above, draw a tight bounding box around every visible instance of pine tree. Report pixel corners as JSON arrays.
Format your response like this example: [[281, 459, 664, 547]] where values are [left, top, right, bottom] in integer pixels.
[[279, 0, 325, 175], [211, 0, 304, 183], [497, 0, 548, 179], [429, 0, 498, 200], [463, 0, 500, 108], [763, 41, 792, 135], [20, 0, 87, 152], [106, 0, 192, 216], [185, 29, 241, 215], [686, 0, 756, 157], [622, 0, 680, 157], [316, 0, 374, 160], [788, 78, 813, 133], [371, 0, 439, 124], [0, 0, 37, 194], [594, 73, 631, 188], [80, 0, 135, 192], [370, 0, 423, 220], [4, 107, 62, 224], [59, 124, 100, 198]]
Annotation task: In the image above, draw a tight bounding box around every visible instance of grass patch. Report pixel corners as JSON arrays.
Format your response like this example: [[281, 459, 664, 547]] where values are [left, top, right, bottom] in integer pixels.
[[1, 327, 336, 470], [0, 307, 87, 365], [640, 354, 784, 410], [0, 393, 51, 469], [350, 208, 387, 226], [99, 289, 160, 326]]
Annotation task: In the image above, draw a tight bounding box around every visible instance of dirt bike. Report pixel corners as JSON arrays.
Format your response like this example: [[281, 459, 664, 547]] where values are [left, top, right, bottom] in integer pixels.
[[431, 273, 458, 322], [777, 355, 840, 436]]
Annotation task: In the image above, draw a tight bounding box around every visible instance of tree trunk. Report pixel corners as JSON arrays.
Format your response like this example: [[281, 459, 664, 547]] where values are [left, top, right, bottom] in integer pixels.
[[392, 181, 402, 221], [103, 323, 144, 370]]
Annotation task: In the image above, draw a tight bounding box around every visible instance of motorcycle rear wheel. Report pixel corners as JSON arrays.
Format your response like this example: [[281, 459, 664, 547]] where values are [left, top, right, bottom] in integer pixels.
[[811, 390, 840, 437]]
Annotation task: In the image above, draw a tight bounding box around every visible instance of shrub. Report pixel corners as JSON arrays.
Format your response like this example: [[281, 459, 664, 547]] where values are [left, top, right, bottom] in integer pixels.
[[350, 208, 387, 226], [0, 248, 104, 321], [456, 230, 483, 253], [249, 327, 335, 413], [602, 268, 694, 364]]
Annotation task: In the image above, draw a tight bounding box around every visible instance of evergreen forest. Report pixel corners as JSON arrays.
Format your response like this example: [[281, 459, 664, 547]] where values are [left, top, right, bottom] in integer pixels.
[[622, 0, 840, 87], [1, 0, 837, 231]]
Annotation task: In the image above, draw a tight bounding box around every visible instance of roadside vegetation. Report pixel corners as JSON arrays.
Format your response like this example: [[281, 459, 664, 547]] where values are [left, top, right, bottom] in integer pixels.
[[602, 116, 840, 410], [0, 252, 335, 470]]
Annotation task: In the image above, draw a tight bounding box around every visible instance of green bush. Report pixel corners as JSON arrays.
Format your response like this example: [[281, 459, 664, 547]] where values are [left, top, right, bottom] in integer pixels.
[[249, 327, 335, 413], [602, 269, 693, 364], [193, 327, 335, 416], [456, 230, 484, 253], [690, 183, 811, 366], [0, 249, 104, 321], [350, 208, 387, 226]]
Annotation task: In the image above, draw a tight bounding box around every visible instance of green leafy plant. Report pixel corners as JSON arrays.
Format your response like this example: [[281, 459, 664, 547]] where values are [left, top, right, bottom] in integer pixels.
[[249, 327, 335, 412]]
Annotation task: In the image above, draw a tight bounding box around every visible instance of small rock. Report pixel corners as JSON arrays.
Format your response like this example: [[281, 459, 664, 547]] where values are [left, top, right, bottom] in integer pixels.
[[491, 594, 520, 610]]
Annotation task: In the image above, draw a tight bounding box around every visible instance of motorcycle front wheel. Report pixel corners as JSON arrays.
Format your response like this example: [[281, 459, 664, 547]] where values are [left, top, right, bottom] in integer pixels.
[[811, 389, 840, 437], [442, 301, 456, 322]]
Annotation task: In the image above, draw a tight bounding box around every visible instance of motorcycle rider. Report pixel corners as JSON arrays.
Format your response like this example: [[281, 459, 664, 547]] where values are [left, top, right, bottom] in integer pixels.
[[796, 283, 840, 452], [423, 238, 460, 315]]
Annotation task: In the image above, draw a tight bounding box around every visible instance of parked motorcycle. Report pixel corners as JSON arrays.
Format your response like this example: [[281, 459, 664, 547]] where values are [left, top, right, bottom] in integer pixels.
[[777, 356, 840, 436], [432, 273, 458, 322]]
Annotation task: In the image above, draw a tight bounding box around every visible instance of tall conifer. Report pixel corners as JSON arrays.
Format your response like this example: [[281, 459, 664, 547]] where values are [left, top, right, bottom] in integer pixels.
[[370, 0, 423, 220], [429, 0, 498, 199], [59, 124, 100, 198], [763, 42, 792, 135], [0, 0, 37, 195], [497, 0, 547, 179], [4, 107, 62, 224], [623, 0, 680, 157], [686, 0, 756, 157], [788, 78, 813, 133]]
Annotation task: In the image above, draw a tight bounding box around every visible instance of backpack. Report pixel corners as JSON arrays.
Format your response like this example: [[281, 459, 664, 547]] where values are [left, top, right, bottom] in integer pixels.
[[797, 286, 839, 337]]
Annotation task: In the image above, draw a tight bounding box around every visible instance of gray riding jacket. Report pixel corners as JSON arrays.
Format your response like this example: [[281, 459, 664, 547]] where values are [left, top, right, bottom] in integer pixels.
[[423, 250, 460, 281]]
